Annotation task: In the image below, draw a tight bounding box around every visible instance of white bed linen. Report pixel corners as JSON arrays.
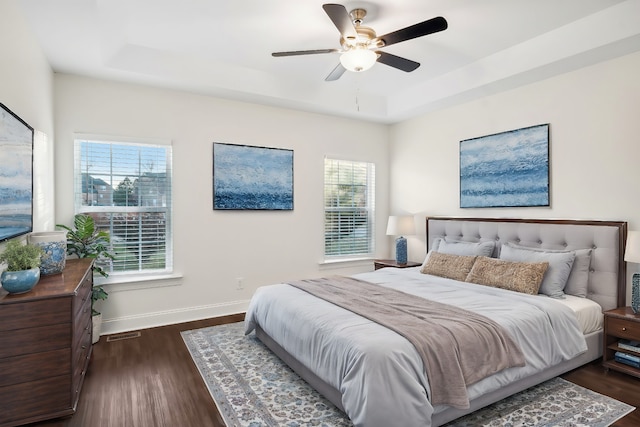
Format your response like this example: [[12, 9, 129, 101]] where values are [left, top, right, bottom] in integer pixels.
[[245, 267, 588, 427], [551, 294, 603, 334]]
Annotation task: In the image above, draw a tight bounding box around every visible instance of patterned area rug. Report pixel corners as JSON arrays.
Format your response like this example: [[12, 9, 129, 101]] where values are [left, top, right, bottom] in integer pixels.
[[181, 322, 634, 427]]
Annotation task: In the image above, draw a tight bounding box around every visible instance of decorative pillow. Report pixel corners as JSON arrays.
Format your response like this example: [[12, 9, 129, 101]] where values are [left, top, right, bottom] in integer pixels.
[[465, 256, 549, 295], [420, 238, 443, 268], [499, 243, 576, 299], [505, 243, 592, 298], [420, 252, 477, 282]]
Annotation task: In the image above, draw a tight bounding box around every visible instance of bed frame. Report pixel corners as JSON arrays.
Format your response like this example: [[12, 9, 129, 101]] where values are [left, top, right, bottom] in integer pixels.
[[256, 217, 627, 426]]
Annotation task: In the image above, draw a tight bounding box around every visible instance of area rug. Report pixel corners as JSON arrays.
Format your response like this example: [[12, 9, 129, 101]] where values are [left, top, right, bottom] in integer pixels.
[[181, 322, 634, 427]]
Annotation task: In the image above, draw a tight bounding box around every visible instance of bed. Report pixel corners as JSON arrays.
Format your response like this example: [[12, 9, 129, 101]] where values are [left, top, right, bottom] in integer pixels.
[[245, 217, 627, 426]]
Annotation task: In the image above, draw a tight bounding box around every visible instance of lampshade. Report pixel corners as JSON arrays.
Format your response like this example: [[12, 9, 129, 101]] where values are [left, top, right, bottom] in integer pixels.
[[386, 215, 415, 237], [625, 231, 640, 263], [340, 48, 377, 72]]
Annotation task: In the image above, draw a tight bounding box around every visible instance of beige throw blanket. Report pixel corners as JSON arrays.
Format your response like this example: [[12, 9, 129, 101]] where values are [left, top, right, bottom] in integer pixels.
[[287, 276, 525, 409]]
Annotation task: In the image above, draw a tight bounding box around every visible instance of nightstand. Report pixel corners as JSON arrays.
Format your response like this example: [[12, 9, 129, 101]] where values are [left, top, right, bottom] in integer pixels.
[[373, 259, 421, 270], [603, 307, 640, 378]]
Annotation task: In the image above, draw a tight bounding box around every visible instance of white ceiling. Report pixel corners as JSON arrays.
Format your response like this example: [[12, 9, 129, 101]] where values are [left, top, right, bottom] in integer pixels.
[[16, 0, 640, 124]]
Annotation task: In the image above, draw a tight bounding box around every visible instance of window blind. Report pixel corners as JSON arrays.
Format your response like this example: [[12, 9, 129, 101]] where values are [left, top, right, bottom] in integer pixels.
[[324, 158, 375, 258], [73, 138, 173, 276]]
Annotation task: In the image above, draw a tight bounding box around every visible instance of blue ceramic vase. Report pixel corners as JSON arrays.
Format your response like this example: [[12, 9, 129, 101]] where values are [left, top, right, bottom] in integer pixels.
[[1, 267, 41, 294], [28, 231, 67, 275]]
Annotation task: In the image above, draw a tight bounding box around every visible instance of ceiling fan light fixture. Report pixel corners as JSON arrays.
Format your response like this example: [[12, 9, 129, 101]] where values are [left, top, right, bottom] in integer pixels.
[[340, 48, 377, 72]]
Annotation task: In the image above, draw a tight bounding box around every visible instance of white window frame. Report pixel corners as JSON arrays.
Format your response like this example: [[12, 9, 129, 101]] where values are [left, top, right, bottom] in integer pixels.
[[323, 157, 376, 261], [73, 134, 173, 280]]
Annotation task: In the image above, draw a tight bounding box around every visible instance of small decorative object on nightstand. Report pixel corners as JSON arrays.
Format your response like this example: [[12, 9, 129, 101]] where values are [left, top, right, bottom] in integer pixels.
[[603, 307, 640, 378], [374, 259, 421, 270], [386, 215, 415, 264], [624, 231, 640, 313]]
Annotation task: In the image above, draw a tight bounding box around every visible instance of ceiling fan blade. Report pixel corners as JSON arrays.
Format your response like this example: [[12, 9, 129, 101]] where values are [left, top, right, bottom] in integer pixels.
[[325, 63, 347, 81], [272, 49, 339, 57], [322, 4, 358, 40], [376, 51, 420, 72], [375, 16, 448, 47]]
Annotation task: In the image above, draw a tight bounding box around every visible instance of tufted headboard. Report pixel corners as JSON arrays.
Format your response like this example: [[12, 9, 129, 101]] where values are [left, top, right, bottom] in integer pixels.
[[426, 217, 627, 311]]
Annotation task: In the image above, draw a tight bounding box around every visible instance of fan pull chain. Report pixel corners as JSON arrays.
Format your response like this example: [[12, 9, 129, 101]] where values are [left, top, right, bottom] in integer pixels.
[[355, 87, 360, 112]]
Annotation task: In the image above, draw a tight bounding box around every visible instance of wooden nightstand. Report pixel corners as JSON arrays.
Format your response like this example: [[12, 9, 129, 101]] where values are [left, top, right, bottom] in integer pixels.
[[373, 259, 421, 270], [603, 307, 640, 378]]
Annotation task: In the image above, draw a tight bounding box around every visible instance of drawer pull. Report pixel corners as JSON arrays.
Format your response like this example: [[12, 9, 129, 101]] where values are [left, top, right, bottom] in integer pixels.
[[622, 327, 627, 331]]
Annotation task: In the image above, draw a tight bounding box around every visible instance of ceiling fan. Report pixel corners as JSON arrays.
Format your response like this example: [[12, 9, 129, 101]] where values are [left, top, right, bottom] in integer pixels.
[[272, 3, 448, 81]]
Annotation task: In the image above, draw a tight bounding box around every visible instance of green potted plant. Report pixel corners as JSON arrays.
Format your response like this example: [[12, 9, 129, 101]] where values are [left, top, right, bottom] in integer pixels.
[[57, 214, 115, 343], [0, 240, 44, 294]]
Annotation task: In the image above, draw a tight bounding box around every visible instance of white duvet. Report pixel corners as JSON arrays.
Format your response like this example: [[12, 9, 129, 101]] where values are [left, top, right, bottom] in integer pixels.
[[245, 267, 588, 427]]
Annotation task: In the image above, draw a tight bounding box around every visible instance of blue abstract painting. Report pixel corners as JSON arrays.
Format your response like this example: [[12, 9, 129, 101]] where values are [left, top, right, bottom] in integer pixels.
[[213, 143, 293, 210], [0, 103, 34, 241], [460, 124, 549, 208]]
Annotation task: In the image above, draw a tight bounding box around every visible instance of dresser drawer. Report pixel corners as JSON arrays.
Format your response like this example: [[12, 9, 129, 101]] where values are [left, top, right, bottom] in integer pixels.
[[72, 298, 92, 347], [0, 298, 71, 332], [606, 317, 640, 340], [0, 375, 72, 426], [73, 327, 92, 375], [0, 348, 71, 387], [73, 290, 92, 328], [72, 310, 92, 352], [73, 272, 92, 317], [72, 332, 92, 398], [0, 323, 70, 359]]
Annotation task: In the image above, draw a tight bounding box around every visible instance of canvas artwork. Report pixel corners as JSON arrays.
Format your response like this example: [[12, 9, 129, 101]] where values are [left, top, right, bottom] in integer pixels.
[[0, 103, 34, 241], [459, 124, 549, 208], [213, 143, 293, 210]]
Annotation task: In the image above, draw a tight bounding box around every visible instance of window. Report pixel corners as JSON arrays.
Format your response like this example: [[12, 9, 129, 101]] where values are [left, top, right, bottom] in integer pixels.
[[324, 158, 375, 259], [74, 136, 173, 277]]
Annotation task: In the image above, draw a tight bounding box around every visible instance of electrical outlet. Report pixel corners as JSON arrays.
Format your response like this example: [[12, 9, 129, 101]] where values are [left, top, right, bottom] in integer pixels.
[[236, 277, 244, 290]]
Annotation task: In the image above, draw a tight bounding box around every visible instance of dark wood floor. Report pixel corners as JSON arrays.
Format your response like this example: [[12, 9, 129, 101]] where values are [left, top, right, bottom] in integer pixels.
[[27, 314, 639, 427]]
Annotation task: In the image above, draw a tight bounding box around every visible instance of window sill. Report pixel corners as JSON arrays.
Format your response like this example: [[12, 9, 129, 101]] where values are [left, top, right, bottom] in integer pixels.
[[318, 257, 373, 269], [96, 273, 183, 292]]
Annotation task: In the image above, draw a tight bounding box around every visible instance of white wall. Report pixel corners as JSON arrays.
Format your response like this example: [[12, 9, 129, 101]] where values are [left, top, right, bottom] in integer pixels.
[[0, 0, 55, 232], [54, 74, 390, 334], [389, 51, 640, 304]]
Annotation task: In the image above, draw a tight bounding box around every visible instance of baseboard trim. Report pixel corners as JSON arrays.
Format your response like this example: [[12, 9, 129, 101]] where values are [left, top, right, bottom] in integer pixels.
[[99, 300, 250, 336]]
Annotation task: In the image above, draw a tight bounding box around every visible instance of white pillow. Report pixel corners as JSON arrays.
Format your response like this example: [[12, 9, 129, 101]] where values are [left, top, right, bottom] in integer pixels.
[[504, 243, 591, 298], [421, 238, 495, 268], [499, 243, 576, 299], [563, 249, 592, 297], [439, 239, 496, 257]]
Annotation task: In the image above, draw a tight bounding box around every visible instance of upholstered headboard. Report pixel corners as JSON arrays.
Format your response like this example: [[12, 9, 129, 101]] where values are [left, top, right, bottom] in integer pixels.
[[426, 217, 627, 311]]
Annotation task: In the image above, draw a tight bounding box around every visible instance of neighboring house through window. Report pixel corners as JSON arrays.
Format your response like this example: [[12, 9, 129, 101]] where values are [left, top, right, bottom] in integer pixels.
[[324, 157, 376, 260], [74, 136, 173, 277]]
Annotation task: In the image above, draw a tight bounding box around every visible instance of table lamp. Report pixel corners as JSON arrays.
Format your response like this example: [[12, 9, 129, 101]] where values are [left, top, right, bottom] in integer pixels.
[[386, 215, 415, 264], [624, 230, 640, 313]]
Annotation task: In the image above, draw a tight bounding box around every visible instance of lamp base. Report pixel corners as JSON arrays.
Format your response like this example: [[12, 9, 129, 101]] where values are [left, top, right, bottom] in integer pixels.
[[633, 273, 640, 314], [395, 236, 407, 264]]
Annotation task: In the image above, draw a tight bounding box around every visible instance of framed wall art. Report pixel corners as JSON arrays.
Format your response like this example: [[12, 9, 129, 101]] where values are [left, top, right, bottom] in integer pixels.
[[459, 124, 549, 208], [213, 142, 293, 210], [0, 102, 34, 241]]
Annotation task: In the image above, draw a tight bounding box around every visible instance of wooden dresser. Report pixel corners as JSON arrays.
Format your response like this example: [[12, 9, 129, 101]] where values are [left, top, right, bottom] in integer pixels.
[[0, 258, 94, 427]]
